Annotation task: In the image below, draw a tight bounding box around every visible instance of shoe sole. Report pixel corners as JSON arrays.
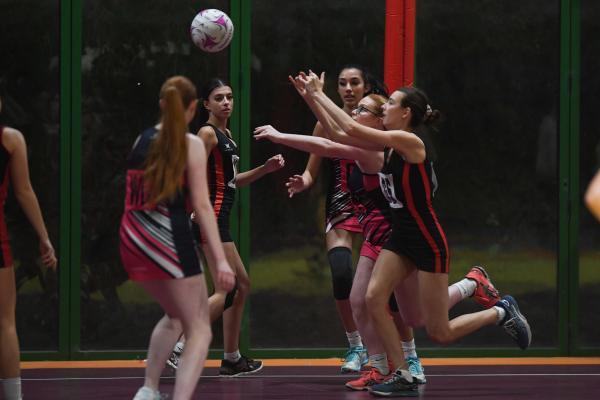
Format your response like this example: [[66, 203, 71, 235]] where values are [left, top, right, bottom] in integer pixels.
[[370, 389, 419, 397], [166, 360, 178, 370], [345, 383, 369, 391], [218, 362, 264, 377]]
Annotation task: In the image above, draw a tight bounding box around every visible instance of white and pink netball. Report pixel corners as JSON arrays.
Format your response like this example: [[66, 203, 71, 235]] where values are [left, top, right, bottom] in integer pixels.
[[190, 9, 234, 53]]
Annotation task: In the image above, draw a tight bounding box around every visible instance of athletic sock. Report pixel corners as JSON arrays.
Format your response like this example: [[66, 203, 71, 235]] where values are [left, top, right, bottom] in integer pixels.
[[2, 377, 22, 400], [369, 353, 390, 375], [401, 339, 418, 359], [224, 349, 241, 363], [346, 331, 363, 348], [452, 278, 477, 299], [494, 306, 507, 324]]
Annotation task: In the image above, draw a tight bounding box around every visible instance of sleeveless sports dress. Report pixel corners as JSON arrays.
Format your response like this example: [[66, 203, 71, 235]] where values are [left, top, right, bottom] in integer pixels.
[[119, 127, 203, 281], [379, 148, 449, 273]]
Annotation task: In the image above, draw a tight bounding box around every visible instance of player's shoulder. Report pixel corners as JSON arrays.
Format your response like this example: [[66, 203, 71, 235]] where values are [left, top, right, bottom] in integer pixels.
[[1, 127, 25, 152]]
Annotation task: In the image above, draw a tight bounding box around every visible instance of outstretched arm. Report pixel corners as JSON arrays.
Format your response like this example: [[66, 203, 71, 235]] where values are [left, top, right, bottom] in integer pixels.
[[254, 125, 381, 170], [6, 128, 57, 269], [585, 169, 600, 222], [186, 134, 235, 292], [297, 72, 426, 163], [235, 154, 285, 187]]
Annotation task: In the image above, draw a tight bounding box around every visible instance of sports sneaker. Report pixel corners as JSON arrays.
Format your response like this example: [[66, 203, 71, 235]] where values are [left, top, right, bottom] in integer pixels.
[[219, 355, 263, 377], [345, 368, 389, 391], [370, 370, 419, 397], [405, 356, 426, 384], [132, 386, 168, 400], [341, 345, 368, 373], [466, 266, 501, 308], [496, 295, 532, 350], [166, 350, 181, 370]]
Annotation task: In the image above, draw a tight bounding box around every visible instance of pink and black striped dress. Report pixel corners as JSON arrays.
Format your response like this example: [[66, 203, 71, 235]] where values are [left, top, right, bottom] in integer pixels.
[[119, 127, 203, 281]]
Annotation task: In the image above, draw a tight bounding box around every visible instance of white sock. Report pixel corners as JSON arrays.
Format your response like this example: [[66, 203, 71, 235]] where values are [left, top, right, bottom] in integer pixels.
[[395, 368, 414, 383], [133, 386, 159, 400], [451, 278, 477, 299], [369, 353, 389, 375], [224, 350, 241, 363], [2, 378, 22, 400], [494, 306, 506, 324], [173, 341, 185, 354], [346, 331, 363, 348], [401, 339, 418, 359]]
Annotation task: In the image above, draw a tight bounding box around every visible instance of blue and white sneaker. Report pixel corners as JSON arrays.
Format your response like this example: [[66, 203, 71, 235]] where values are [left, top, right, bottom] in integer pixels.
[[496, 295, 532, 350], [341, 345, 368, 373], [370, 370, 419, 397], [406, 356, 426, 384]]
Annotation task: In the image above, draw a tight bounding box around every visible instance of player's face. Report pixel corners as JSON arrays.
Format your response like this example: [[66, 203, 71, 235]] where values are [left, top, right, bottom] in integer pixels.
[[205, 86, 234, 118], [382, 91, 410, 130], [351, 97, 383, 130], [337, 68, 368, 110]]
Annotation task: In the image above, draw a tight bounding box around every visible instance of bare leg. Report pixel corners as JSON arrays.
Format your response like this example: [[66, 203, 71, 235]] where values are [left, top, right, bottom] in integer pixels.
[[365, 250, 415, 370], [418, 271, 497, 345], [0, 267, 19, 380], [139, 274, 211, 400], [220, 243, 248, 354], [349, 256, 383, 355]]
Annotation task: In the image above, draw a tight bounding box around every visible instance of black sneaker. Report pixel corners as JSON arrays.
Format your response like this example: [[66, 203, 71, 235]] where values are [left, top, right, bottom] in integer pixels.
[[166, 349, 181, 370], [219, 355, 263, 377], [496, 295, 532, 350], [370, 370, 418, 397]]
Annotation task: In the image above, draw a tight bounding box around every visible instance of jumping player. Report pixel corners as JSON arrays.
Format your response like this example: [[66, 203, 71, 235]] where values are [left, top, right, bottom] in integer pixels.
[[120, 76, 235, 400], [0, 94, 57, 400]]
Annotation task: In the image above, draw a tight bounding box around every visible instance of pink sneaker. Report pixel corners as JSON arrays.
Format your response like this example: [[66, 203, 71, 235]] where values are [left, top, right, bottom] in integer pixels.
[[345, 368, 389, 391], [465, 266, 501, 308]]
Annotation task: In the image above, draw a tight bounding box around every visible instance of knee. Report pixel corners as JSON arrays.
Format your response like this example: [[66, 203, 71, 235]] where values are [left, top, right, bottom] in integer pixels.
[[328, 247, 353, 300], [350, 292, 367, 322], [237, 274, 251, 296], [426, 325, 452, 345], [365, 288, 387, 317]]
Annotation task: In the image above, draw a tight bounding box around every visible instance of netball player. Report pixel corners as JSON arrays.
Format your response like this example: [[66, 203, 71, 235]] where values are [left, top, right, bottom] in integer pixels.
[[295, 71, 531, 397], [168, 78, 284, 377], [120, 76, 235, 400], [285, 65, 382, 372], [0, 95, 57, 400]]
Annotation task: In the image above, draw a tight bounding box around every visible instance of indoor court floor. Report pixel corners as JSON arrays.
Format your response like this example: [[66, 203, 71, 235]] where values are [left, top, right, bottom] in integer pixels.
[[21, 358, 600, 399]]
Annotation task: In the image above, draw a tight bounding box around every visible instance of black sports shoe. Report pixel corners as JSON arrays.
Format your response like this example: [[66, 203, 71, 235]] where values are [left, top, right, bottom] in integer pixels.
[[369, 370, 419, 397], [219, 355, 263, 377], [496, 295, 532, 350]]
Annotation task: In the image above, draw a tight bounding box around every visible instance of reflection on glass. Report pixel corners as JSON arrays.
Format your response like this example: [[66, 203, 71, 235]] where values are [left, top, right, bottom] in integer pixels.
[[81, 0, 229, 350], [0, 0, 61, 351]]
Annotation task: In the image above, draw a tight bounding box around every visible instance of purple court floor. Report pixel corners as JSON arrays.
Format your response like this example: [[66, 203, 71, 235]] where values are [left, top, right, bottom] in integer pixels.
[[22, 364, 600, 399]]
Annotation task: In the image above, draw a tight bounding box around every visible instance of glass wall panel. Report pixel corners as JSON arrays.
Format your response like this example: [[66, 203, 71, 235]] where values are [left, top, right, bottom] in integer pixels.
[[0, 0, 61, 350], [250, 0, 385, 348], [415, 1, 560, 347], [81, 0, 229, 350], [579, 0, 600, 348]]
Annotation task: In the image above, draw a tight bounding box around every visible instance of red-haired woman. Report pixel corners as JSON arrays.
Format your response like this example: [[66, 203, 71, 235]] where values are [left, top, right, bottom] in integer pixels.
[[119, 76, 235, 400]]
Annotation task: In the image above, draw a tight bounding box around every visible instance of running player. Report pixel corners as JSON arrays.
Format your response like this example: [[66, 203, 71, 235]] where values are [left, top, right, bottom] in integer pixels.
[[0, 94, 57, 400], [285, 65, 381, 372], [295, 71, 531, 397], [585, 169, 600, 221], [120, 76, 235, 400], [255, 90, 500, 390]]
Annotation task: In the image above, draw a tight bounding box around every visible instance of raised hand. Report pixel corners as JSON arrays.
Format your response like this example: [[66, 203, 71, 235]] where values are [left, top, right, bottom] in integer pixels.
[[297, 70, 325, 94], [285, 174, 311, 198], [254, 124, 284, 142], [263, 154, 285, 173]]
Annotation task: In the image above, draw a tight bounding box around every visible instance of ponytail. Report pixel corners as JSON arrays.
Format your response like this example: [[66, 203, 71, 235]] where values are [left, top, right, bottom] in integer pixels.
[[145, 76, 197, 205]]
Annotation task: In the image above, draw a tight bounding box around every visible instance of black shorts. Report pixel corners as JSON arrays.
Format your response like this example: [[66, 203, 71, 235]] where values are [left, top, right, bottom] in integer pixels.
[[193, 213, 233, 244]]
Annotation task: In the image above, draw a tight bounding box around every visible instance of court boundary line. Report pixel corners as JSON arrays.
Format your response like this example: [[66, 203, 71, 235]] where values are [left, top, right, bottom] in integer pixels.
[[21, 357, 600, 370]]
